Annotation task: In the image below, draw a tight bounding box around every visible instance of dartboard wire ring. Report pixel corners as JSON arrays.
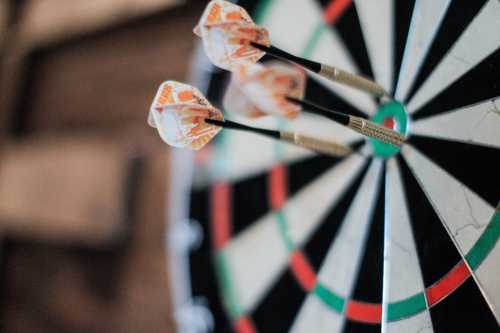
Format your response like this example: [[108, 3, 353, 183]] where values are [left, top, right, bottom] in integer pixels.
[[198, 0, 500, 331]]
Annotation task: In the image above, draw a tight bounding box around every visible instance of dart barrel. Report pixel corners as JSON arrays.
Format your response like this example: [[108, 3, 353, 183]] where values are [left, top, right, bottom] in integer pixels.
[[348, 116, 405, 147], [319, 64, 388, 98], [280, 132, 352, 157]]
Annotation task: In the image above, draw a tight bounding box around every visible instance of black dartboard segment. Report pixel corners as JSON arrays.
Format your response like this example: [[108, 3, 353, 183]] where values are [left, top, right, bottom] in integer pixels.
[[303, 159, 370, 272], [183, 0, 500, 332], [397, 155, 462, 287], [405, 0, 489, 104]]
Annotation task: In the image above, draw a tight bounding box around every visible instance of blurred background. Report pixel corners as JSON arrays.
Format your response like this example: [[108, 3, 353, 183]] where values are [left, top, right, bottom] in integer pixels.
[[0, 0, 205, 331]]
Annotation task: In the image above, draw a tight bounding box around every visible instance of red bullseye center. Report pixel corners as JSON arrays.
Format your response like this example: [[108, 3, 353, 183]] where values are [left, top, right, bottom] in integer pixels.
[[382, 117, 396, 130]]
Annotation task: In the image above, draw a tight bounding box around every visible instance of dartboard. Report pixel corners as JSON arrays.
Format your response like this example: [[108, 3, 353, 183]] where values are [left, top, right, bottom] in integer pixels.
[[185, 0, 500, 332]]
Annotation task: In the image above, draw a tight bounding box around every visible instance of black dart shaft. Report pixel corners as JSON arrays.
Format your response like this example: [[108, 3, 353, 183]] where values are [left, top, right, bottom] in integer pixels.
[[250, 42, 321, 73], [205, 118, 352, 157], [285, 97, 350, 125], [250, 42, 389, 98], [205, 118, 280, 139]]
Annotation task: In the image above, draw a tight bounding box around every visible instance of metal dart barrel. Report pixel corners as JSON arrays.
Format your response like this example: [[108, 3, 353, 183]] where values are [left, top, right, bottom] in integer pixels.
[[347, 116, 405, 147], [280, 131, 352, 157]]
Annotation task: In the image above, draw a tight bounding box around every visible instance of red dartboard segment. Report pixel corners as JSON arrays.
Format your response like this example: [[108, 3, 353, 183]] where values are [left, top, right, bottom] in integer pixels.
[[425, 260, 471, 306], [234, 316, 257, 333], [268, 164, 288, 210], [211, 182, 232, 250], [382, 117, 396, 130], [289, 250, 317, 292], [270, 164, 316, 293], [323, 0, 353, 24], [345, 301, 382, 324]]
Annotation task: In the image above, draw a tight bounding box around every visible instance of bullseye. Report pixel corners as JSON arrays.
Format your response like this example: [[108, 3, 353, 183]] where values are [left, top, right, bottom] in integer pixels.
[[371, 100, 408, 158], [382, 117, 395, 130]]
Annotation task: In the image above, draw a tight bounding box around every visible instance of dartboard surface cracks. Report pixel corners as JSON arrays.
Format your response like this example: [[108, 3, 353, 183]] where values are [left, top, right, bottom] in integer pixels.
[[188, 0, 500, 332]]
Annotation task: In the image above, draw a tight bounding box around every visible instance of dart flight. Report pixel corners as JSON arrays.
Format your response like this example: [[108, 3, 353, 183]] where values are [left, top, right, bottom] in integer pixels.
[[194, 0, 270, 70], [195, 0, 388, 98], [148, 81, 223, 150], [224, 62, 305, 119]]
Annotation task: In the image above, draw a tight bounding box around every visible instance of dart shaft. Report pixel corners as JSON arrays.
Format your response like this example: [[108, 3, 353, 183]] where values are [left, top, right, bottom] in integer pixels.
[[250, 42, 321, 72], [348, 116, 405, 147], [280, 131, 352, 157], [285, 96, 349, 125], [205, 118, 351, 157], [319, 65, 388, 98], [250, 42, 388, 98], [205, 118, 280, 139]]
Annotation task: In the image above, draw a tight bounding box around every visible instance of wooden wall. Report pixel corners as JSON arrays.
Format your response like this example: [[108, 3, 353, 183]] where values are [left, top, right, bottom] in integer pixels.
[[0, 1, 204, 331]]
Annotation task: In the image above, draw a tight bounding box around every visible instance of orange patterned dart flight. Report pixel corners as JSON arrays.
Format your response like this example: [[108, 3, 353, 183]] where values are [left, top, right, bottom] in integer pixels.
[[148, 81, 223, 150], [224, 62, 306, 119], [194, 0, 270, 70]]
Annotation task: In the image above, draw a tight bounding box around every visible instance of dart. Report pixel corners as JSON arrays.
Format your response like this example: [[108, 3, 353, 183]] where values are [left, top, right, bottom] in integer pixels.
[[194, 0, 389, 98], [249, 41, 389, 98], [224, 61, 404, 147], [286, 96, 405, 147], [205, 118, 352, 157], [149, 80, 351, 156], [148, 81, 352, 156]]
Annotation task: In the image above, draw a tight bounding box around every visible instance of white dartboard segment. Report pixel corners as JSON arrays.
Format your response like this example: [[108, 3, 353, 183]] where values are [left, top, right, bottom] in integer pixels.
[[395, 0, 451, 101], [354, 0, 394, 92], [210, 111, 363, 183], [260, 0, 376, 115], [472, 219, 500, 325], [315, 158, 382, 293], [290, 295, 344, 333], [219, 209, 288, 315], [258, 0, 322, 55], [402, 145, 500, 323], [383, 158, 434, 333], [221, 151, 367, 314], [407, 0, 500, 114], [284, 151, 370, 247], [308, 28, 377, 115], [210, 116, 285, 181], [206, 121, 314, 183], [291, 159, 383, 333], [401, 145, 494, 256], [411, 96, 500, 149]]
